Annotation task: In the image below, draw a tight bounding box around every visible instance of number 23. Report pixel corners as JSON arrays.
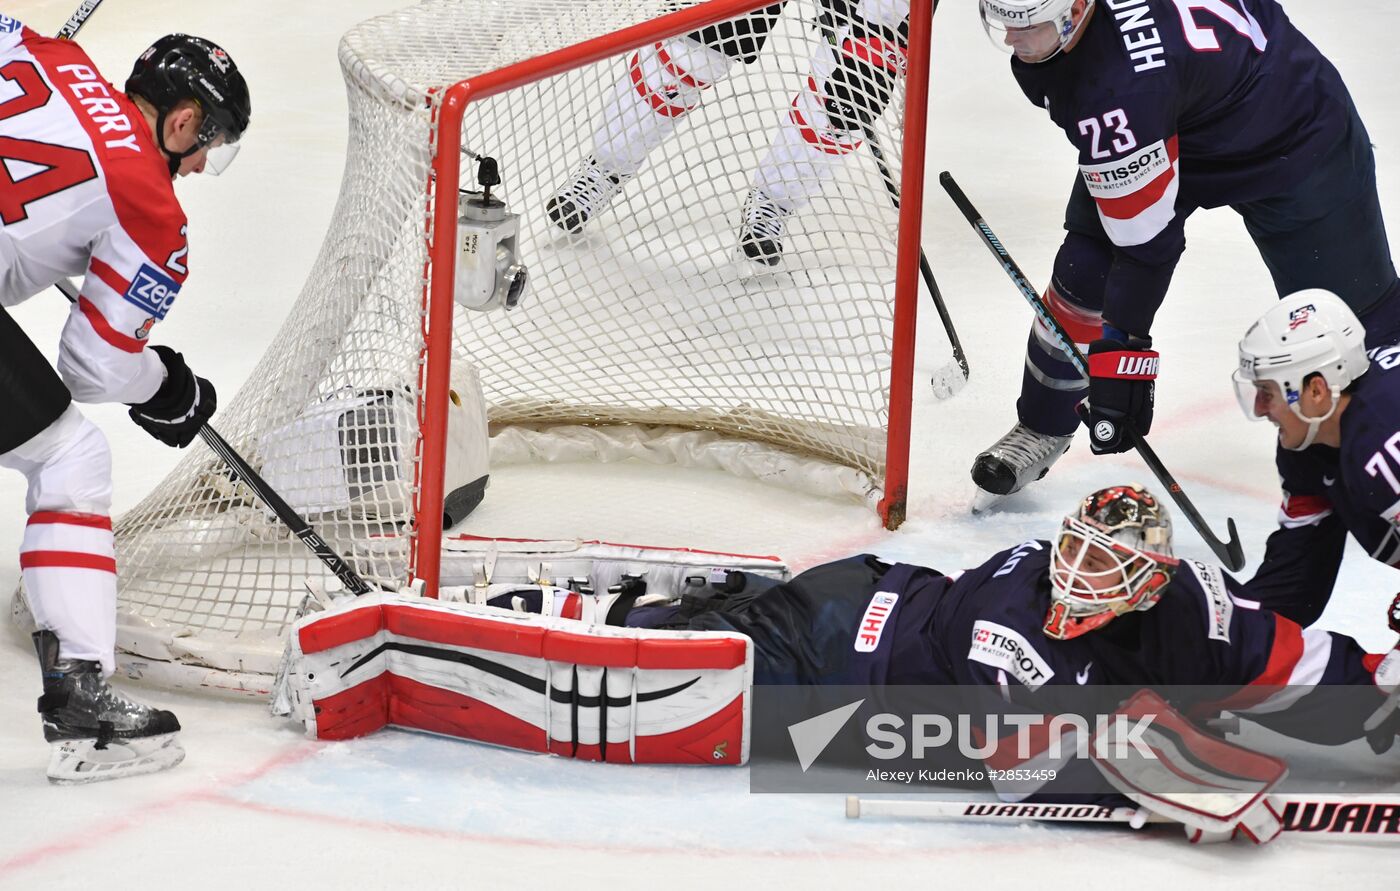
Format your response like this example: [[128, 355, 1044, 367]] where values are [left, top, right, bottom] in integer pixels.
[[1078, 109, 1137, 160]]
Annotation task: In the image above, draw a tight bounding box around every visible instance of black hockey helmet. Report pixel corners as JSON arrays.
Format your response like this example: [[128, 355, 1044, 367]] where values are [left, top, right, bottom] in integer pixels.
[[126, 34, 250, 175]]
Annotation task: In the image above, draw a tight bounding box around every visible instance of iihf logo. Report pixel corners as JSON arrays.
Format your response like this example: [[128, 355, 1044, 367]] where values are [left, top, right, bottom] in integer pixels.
[[1288, 304, 1316, 330]]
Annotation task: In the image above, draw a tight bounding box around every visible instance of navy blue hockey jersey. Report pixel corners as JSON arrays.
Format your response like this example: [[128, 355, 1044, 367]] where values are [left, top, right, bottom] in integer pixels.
[[1246, 348, 1400, 624], [1010, 0, 1352, 335]]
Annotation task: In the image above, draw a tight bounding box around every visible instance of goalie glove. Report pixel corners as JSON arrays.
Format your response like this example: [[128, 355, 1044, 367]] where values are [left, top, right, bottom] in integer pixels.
[[1082, 335, 1158, 455], [127, 346, 217, 448], [1091, 690, 1287, 845]]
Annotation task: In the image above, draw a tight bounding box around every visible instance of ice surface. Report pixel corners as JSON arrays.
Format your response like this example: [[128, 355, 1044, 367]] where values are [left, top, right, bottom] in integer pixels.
[[2, 0, 1398, 887]]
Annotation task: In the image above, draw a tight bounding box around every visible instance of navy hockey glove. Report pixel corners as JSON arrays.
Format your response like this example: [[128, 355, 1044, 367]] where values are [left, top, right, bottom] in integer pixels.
[[1082, 336, 1158, 455], [128, 346, 217, 448]]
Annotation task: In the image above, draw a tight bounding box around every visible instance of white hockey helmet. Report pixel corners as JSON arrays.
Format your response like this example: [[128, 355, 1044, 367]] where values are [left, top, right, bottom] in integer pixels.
[[1232, 289, 1369, 450], [1046, 484, 1176, 640], [979, 0, 1095, 63]]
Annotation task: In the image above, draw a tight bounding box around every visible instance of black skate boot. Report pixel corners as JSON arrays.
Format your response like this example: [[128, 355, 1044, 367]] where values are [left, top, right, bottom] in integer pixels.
[[546, 155, 635, 234], [737, 188, 793, 266], [971, 422, 1073, 512], [35, 630, 185, 784]]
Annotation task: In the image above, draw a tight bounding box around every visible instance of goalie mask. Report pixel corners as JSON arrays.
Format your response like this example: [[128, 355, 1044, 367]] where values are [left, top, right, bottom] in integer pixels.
[[1233, 289, 1369, 451], [980, 0, 1095, 63], [1045, 484, 1176, 640]]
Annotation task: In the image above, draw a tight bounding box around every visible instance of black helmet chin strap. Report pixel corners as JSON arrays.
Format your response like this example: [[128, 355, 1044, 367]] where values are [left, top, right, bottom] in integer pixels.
[[154, 106, 200, 176]]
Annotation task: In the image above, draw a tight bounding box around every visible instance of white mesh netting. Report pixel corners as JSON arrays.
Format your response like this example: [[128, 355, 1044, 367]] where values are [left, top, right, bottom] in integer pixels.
[[82, 0, 916, 692]]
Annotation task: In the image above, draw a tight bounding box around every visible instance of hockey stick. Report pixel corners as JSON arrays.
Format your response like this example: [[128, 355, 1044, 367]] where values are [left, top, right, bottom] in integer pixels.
[[938, 172, 1246, 571], [845, 795, 1400, 839], [817, 2, 967, 400], [56, 0, 107, 40], [50, 280, 375, 595], [196, 426, 374, 596]]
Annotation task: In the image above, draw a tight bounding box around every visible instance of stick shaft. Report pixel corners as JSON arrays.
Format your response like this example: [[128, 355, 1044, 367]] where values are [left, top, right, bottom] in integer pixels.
[[847, 795, 1400, 839], [56, 0, 106, 40], [938, 171, 1246, 571], [198, 426, 373, 595]]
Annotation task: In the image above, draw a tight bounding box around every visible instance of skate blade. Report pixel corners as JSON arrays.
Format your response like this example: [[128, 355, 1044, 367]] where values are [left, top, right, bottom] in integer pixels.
[[970, 487, 1009, 515], [47, 733, 185, 785]]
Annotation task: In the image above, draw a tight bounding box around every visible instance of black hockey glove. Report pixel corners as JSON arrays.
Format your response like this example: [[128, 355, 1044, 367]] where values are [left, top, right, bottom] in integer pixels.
[[1081, 336, 1158, 455], [128, 346, 217, 448]]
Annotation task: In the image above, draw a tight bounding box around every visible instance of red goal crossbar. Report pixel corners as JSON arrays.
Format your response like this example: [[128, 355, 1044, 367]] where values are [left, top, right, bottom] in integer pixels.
[[414, 0, 934, 595]]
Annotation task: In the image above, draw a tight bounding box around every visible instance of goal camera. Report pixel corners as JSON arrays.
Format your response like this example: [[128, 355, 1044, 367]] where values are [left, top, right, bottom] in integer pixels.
[[455, 155, 528, 312]]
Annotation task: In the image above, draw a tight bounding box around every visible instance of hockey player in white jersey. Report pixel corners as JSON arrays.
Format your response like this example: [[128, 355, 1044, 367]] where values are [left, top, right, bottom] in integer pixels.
[[0, 16, 250, 783], [546, 0, 910, 265]]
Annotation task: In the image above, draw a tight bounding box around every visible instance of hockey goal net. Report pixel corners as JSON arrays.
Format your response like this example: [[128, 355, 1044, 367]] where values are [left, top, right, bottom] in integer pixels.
[[47, 0, 930, 694]]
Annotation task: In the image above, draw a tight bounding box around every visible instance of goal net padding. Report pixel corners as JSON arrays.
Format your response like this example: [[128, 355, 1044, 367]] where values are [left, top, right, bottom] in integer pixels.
[[18, 0, 931, 695]]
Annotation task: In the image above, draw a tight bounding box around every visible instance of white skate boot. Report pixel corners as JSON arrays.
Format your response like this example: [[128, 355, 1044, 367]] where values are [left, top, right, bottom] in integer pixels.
[[34, 631, 185, 784], [971, 422, 1073, 512], [546, 155, 635, 234]]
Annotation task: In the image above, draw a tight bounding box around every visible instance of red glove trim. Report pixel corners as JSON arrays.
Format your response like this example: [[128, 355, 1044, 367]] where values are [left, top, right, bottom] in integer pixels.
[[1088, 349, 1160, 380]]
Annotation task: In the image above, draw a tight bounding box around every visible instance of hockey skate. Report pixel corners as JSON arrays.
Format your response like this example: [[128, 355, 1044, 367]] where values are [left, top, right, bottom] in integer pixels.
[[737, 188, 793, 266], [34, 631, 184, 784], [970, 422, 1073, 513], [546, 155, 635, 234]]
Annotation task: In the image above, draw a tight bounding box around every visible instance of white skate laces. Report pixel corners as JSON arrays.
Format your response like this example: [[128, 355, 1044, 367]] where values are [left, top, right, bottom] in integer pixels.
[[738, 188, 792, 266], [546, 155, 634, 234], [971, 422, 1073, 503]]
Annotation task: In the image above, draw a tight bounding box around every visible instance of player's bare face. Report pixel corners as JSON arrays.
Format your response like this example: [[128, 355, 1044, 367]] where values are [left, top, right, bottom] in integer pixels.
[[1003, 23, 1063, 62], [1250, 381, 1313, 449], [1058, 535, 1129, 597]]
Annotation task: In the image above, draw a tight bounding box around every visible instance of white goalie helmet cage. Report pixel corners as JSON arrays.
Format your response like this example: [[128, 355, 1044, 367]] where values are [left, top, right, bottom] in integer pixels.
[[1046, 484, 1176, 639], [1233, 289, 1370, 438], [979, 0, 1093, 61]]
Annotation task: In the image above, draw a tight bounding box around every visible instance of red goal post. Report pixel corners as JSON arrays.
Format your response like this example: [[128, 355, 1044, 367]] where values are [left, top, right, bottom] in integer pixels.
[[415, 0, 932, 594]]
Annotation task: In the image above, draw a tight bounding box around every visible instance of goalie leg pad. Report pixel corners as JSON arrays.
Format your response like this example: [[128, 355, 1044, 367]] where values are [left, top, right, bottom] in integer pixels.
[[277, 593, 752, 765]]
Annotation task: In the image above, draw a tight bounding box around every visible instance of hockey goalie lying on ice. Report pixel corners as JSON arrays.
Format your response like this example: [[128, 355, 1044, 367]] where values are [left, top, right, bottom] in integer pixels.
[[274, 485, 1400, 844]]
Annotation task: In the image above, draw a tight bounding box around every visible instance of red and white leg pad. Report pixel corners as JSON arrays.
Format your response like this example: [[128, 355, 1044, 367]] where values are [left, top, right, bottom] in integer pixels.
[[273, 592, 752, 765]]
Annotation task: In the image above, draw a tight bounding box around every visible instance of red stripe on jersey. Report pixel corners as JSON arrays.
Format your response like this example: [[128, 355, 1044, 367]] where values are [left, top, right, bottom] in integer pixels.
[[1043, 285, 1102, 344], [25, 34, 189, 284], [1093, 136, 1179, 221], [1363, 652, 1385, 675], [841, 36, 906, 73], [19, 550, 117, 573], [27, 511, 113, 531], [78, 296, 146, 353], [1199, 614, 1305, 716], [87, 257, 129, 295], [1282, 493, 1332, 519], [1252, 614, 1305, 687], [630, 50, 694, 118], [790, 78, 862, 155], [654, 43, 705, 89]]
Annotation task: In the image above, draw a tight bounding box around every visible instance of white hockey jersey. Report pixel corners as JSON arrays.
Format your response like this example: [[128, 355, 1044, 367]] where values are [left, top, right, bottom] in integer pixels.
[[0, 16, 188, 404]]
